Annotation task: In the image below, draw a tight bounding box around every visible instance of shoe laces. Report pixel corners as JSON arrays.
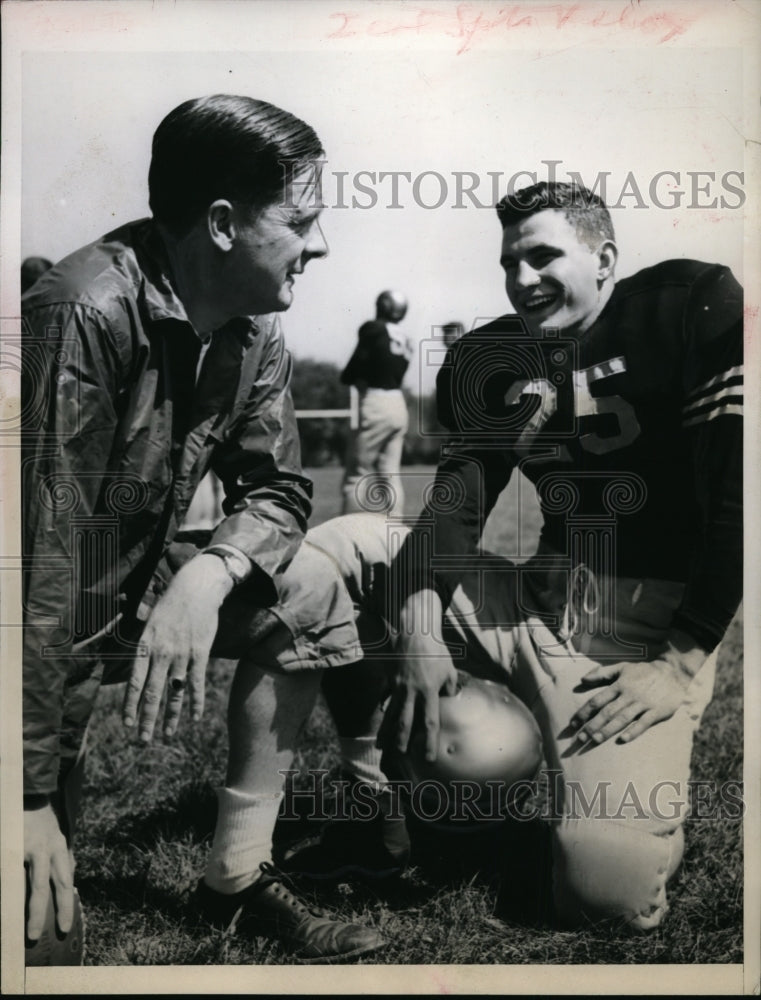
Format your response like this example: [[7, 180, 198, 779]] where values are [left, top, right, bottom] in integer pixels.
[[258, 862, 328, 919]]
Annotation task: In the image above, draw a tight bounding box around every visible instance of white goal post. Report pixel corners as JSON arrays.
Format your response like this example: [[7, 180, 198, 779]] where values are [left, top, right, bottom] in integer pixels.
[[295, 386, 360, 429]]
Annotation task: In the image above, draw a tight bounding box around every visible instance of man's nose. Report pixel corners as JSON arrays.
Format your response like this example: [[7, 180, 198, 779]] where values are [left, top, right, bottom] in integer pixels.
[[515, 260, 540, 289], [306, 220, 329, 259]]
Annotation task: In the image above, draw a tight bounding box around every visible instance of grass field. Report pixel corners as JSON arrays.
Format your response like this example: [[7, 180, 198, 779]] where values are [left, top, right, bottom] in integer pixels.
[[76, 465, 743, 967]]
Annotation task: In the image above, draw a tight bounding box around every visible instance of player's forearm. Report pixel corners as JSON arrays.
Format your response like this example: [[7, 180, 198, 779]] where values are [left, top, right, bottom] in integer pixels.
[[389, 459, 491, 621], [671, 497, 742, 653], [678, 288, 742, 650], [398, 587, 444, 641]]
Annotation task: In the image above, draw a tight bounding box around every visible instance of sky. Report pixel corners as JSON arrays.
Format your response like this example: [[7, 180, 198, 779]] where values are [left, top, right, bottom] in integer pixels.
[[16, 8, 751, 395]]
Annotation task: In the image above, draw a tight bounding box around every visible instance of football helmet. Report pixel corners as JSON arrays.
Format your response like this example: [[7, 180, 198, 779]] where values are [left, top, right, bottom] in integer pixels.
[[385, 672, 543, 814]]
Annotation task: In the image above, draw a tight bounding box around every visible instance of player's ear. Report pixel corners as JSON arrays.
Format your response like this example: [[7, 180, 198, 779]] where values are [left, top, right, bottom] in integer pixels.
[[596, 240, 618, 281], [207, 199, 236, 252]]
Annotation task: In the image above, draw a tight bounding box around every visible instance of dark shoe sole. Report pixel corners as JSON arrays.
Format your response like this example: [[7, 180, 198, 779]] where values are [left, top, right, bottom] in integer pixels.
[[289, 938, 386, 964]]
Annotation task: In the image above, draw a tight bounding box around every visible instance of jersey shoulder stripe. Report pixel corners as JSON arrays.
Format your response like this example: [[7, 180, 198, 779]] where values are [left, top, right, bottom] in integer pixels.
[[685, 364, 743, 405], [683, 403, 742, 428], [682, 365, 743, 426]]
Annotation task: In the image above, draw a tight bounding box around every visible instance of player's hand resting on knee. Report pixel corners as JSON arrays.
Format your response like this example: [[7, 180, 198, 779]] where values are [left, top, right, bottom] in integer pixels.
[[571, 629, 707, 744]]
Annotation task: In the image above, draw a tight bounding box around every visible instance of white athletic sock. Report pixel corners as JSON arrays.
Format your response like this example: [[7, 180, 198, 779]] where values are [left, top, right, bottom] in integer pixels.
[[204, 787, 283, 895], [338, 735, 388, 789]]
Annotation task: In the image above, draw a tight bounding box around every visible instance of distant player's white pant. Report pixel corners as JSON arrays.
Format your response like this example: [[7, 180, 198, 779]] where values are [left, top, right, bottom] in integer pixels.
[[342, 389, 408, 517]]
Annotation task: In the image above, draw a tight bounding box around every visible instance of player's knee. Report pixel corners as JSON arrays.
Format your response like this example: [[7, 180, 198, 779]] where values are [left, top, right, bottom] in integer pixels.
[[552, 818, 683, 931]]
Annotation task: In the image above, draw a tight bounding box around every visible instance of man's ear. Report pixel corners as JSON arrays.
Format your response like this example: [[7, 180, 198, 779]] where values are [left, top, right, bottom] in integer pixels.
[[207, 199, 236, 252], [597, 240, 618, 282]]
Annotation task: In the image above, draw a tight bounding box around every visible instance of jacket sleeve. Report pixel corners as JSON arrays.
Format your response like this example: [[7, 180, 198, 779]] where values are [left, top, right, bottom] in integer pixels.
[[393, 336, 515, 614], [208, 315, 312, 606], [670, 265, 743, 651], [21, 302, 126, 795]]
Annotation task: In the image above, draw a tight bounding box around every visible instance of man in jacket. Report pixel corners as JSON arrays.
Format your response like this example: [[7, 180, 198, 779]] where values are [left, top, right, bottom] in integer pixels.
[[22, 94, 383, 963]]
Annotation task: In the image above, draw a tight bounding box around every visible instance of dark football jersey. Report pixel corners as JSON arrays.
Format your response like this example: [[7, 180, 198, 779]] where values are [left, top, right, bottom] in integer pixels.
[[421, 259, 742, 651], [341, 320, 413, 390]]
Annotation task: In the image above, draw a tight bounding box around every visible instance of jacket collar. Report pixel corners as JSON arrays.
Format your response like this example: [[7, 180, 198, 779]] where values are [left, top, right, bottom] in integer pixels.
[[131, 219, 261, 347], [129, 218, 197, 327]]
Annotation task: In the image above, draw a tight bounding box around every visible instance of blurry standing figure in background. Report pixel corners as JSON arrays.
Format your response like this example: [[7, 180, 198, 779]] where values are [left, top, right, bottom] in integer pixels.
[[21, 256, 53, 294], [442, 321, 465, 348], [341, 290, 413, 517]]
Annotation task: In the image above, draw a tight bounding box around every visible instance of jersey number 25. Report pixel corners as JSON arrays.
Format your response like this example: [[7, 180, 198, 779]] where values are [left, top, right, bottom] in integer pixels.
[[503, 356, 641, 456]]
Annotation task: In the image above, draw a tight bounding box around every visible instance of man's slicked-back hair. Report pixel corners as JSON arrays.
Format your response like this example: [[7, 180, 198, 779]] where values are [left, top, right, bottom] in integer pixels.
[[496, 181, 615, 248], [149, 95, 324, 235]]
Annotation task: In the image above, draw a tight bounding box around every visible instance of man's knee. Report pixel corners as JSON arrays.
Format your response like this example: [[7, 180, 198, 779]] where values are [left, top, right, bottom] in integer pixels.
[[552, 818, 683, 931], [219, 544, 361, 673]]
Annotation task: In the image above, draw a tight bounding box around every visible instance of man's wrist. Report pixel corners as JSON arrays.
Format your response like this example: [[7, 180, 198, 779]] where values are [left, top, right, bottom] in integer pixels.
[[202, 544, 252, 585], [183, 552, 237, 602], [662, 627, 708, 684]]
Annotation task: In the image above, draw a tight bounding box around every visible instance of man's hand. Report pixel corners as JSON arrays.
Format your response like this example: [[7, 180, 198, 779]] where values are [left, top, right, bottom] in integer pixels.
[[571, 630, 707, 745], [379, 590, 458, 761], [122, 554, 234, 742], [24, 801, 74, 941]]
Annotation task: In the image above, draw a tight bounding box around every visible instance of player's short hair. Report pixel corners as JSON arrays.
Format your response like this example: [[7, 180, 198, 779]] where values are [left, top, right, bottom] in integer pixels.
[[496, 181, 615, 249], [149, 94, 324, 235]]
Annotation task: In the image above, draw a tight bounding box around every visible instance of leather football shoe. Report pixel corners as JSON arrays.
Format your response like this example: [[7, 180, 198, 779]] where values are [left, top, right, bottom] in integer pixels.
[[193, 862, 385, 963]]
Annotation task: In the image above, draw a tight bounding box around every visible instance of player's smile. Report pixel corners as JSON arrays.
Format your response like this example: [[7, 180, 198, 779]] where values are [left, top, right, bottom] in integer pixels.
[[521, 290, 559, 314]]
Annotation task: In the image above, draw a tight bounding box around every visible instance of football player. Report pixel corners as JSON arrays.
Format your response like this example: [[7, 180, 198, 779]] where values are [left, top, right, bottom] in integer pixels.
[[340, 290, 414, 518], [378, 181, 743, 928]]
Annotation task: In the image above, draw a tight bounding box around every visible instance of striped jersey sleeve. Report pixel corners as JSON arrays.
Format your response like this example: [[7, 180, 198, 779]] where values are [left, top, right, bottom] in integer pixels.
[[672, 264, 743, 650], [682, 364, 743, 428]]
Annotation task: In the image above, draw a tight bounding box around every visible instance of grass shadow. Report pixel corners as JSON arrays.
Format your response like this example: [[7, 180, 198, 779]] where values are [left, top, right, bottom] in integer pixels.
[[76, 869, 191, 926], [90, 780, 219, 852]]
